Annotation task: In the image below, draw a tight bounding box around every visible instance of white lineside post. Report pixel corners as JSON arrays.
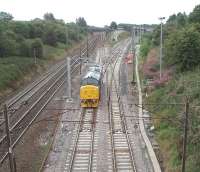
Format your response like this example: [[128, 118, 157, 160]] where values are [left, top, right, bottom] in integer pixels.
[[67, 57, 72, 99]]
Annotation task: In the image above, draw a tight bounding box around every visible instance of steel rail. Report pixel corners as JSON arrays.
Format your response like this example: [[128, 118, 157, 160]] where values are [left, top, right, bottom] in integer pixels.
[[0, 75, 66, 165], [0, 35, 100, 165], [0, 35, 100, 128], [0, 55, 85, 165], [0, 69, 66, 164], [88, 109, 96, 172], [107, 40, 137, 172], [0, 64, 67, 124], [0, 35, 98, 113], [114, 77, 137, 172], [0, 34, 98, 120], [68, 109, 85, 172], [68, 109, 96, 172], [0, 61, 73, 142], [0, 33, 102, 167], [108, 97, 117, 172], [107, 50, 122, 172], [114, 41, 137, 172]]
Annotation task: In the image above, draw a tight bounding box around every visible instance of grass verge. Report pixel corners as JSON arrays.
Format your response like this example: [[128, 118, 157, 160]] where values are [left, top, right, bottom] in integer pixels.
[[0, 44, 67, 102]]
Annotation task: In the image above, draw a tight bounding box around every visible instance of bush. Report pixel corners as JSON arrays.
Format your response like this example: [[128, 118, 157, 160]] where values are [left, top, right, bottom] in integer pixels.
[[19, 40, 31, 57], [43, 27, 57, 46], [0, 33, 17, 57], [165, 25, 200, 71], [30, 38, 43, 58], [140, 38, 151, 58]]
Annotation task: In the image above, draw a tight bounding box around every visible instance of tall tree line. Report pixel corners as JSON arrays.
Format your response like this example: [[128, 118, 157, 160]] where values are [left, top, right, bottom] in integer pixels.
[[0, 12, 87, 58], [147, 4, 200, 72]]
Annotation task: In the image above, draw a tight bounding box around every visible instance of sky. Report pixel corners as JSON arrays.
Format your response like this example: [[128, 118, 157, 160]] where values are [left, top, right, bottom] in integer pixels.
[[0, 0, 199, 27]]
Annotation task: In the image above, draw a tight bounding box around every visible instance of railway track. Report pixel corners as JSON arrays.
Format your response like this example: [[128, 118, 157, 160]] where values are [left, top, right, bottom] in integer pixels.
[[61, 43, 125, 172], [107, 40, 137, 172], [0, 35, 98, 116], [62, 39, 137, 172], [0, 34, 102, 166], [64, 108, 97, 172]]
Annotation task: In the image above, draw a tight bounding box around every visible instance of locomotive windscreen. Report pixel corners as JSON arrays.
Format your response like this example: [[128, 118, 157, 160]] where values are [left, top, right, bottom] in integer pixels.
[[81, 77, 99, 86]]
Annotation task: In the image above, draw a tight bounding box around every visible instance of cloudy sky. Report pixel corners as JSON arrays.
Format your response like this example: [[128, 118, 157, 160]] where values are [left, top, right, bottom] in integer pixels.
[[0, 0, 199, 26]]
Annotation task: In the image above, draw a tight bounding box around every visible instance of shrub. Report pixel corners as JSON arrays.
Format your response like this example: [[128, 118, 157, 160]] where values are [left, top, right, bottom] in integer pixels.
[[165, 25, 200, 71], [30, 38, 43, 58]]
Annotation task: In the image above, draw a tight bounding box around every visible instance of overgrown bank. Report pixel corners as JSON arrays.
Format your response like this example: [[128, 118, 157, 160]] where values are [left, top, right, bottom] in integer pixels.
[[0, 45, 65, 99], [139, 4, 200, 172], [0, 12, 88, 101]]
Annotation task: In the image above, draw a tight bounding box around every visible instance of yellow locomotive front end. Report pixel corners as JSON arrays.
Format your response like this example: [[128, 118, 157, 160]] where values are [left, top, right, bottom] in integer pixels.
[[80, 85, 100, 107]]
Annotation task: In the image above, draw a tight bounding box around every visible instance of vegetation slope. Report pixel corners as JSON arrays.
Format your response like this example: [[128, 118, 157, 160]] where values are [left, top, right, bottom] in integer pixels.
[[140, 4, 200, 172], [0, 12, 87, 99]]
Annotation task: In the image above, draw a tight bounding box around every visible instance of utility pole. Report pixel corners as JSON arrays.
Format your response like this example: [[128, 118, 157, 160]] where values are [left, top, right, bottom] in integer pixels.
[[132, 27, 136, 83], [139, 25, 142, 44], [67, 58, 72, 99], [86, 30, 89, 58], [131, 27, 134, 53], [3, 104, 15, 172], [181, 99, 189, 172], [66, 28, 68, 50], [80, 47, 82, 74], [159, 17, 165, 80]]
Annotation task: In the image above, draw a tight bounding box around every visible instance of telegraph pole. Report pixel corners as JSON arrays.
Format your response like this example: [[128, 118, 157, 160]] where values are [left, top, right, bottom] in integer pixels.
[[66, 28, 68, 49], [67, 58, 72, 100], [139, 25, 142, 44], [159, 17, 165, 80], [3, 104, 15, 172], [181, 99, 189, 172], [132, 27, 136, 84], [80, 47, 82, 74], [87, 33, 89, 58]]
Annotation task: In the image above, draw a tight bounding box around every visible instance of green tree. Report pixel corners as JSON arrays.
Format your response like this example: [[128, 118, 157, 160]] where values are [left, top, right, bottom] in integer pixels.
[[189, 4, 200, 23], [19, 40, 31, 57], [43, 13, 56, 21], [29, 20, 45, 38], [165, 26, 200, 71], [55, 28, 66, 43], [110, 21, 117, 29], [167, 13, 187, 27], [0, 30, 17, 57], [43, 26, 57, 46], [0, 11, 13, 21], [76, 17, 87, 27], [31, 38, 43, 58], [10, 21, 30, 38], [176, 12, 187, 27], [167, 14, 177, 25]]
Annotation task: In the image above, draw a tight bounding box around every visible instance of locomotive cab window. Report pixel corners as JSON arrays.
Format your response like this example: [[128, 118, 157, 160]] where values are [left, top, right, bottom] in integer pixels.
[[81, 78, 99, 86]]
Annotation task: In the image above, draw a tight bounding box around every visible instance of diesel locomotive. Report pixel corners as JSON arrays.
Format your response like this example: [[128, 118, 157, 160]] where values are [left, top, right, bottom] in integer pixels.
[[80, 64, 102, 108]]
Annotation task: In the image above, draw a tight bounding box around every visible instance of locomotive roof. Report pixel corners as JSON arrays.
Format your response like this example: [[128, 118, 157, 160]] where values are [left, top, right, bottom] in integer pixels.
[[83, 71, 101, 81], [88, 66, 102, 73]]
